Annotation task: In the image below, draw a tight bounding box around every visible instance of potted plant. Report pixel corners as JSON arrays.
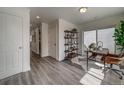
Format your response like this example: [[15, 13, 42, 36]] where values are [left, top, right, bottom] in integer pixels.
[[113, 20, 124, 54]]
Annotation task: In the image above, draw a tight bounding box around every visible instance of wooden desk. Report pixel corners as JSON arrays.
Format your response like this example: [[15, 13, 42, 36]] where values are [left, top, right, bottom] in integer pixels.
[[86, 48, 109, 71]]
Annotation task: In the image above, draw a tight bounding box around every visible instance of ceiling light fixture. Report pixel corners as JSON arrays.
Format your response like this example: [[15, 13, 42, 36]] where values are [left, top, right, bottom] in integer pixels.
[[36, 16, 40, 19], [79, 7, 88, 13]]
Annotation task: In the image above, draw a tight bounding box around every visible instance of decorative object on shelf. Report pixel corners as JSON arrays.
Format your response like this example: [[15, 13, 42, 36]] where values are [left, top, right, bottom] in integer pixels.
[[64, 28, 78, 60], [113, 20, 124, 53]]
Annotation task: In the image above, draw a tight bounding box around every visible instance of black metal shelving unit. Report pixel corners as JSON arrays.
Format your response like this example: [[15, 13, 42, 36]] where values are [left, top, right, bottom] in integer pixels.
[[64, 29, 78, 60]]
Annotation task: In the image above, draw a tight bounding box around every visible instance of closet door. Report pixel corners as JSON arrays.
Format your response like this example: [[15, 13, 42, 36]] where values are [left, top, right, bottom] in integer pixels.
[[0, 13, 23, 79], [48, 26, 56, 59], [0, 13, 6, 78]]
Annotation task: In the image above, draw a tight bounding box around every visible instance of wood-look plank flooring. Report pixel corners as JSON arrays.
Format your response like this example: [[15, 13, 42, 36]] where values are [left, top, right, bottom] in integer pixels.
[[0, 53, 84, 85], [0, 52, 124, 85]]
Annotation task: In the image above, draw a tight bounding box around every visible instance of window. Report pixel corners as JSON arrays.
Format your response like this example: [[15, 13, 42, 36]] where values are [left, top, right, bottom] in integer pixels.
[[83, 28, 115, 54], [84, 30, 96, 48], [97, 28, 115, 53]]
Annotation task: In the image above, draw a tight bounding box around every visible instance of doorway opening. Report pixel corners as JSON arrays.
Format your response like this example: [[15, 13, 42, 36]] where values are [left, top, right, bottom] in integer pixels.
[[30, 23, 41, 57]]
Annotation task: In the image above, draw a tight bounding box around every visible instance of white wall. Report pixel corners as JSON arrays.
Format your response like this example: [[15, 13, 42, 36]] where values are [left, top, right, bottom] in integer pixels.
[[58, 19, 80, 61], [41, 23, 49, 57], [0, 8, 30, 72]]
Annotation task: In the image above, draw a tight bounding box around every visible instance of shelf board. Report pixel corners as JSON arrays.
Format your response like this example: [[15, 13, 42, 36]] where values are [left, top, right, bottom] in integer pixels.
[[64, 31, 78, 33], [64, 37, 78, 39], [64, 49, 78, 53], [64, 43, 78, 46]]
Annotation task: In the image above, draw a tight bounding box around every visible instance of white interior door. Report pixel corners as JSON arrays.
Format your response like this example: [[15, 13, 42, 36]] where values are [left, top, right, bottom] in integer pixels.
[[49, 26, 56, 59], [0, 13, 23, 79], [0, 13, 6, 78]]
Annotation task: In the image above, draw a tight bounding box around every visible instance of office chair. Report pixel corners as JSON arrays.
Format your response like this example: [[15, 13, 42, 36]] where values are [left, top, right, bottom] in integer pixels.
[[105, 53, 124, 79]]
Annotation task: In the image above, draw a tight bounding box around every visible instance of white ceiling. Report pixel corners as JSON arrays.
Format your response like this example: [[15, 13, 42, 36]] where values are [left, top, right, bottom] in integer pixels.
[[30, 7, 124, 25]]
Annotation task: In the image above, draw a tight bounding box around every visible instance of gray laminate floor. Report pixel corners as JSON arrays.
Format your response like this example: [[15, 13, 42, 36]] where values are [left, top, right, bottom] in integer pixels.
[[0, 53, 84, 85], [0, 53, 124, 85]]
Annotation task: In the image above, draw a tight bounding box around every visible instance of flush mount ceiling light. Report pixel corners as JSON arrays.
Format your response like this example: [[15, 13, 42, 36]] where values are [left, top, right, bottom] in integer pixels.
[[79, 7, 88, 13], [36, 16, 40, 19]]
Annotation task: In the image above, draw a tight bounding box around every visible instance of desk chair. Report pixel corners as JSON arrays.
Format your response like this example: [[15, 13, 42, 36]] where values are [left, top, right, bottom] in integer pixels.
[[105, 53, 124, 79]]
